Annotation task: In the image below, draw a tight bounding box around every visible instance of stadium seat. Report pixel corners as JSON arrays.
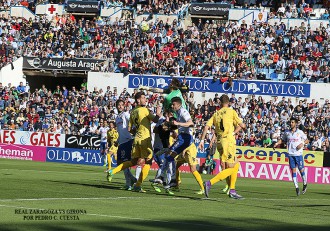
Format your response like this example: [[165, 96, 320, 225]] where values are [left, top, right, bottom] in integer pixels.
[[270, 71, 278, 81], [277, 73, 285, 81]]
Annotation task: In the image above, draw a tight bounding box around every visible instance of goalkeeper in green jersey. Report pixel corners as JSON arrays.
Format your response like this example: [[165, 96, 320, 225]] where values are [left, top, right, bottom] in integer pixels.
[[139, 78, 188, 113], [139, 77, 189, 152]]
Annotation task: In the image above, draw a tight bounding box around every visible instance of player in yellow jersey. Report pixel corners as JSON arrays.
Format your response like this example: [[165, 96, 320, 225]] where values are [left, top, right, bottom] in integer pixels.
[[175, 142, 205, 195], [106, 141, 118, 171], [103, 121, 118, 167], [107, 121, 118, 147], [106, 91, 162, 192], [199, 94, 246, 199]]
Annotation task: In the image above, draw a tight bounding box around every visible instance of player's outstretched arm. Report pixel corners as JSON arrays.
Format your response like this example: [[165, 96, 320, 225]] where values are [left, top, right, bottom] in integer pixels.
[[173, 119, 193, 127], [209, 134, 216, 148], [139, 85, 164, 93], [273, 139, 283, 150], [199, 125, 210, 151], [152, 106, 163, 123], [150, 88, 164, 93]]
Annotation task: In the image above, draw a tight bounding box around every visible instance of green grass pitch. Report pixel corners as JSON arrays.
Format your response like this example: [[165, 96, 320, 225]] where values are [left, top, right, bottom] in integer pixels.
[[0, 159, 329, 231]]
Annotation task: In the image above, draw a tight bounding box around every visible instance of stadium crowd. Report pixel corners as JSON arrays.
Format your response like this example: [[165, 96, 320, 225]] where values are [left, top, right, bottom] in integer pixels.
[[1, 2, 330, 153], [1, 80, 330, 153], [0, 0, 330, 81]]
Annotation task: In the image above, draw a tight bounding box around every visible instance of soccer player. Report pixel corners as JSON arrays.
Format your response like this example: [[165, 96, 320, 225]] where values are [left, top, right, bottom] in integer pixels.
[[106, 141, 118, 171], [140, 78, 187, 113], [99, 121, 110, 166], [175, 142, 205, 195], [199, 94, 246, 199], [150, 115, 167, 193], [107, 91, 162, 192], [273, 118, 308, 196], [150, 110, 180, 190], [161, 97, 194, 194], [210, 133, 230, 195], [114, 99, 136, 190], [107, 121, 118, 150]]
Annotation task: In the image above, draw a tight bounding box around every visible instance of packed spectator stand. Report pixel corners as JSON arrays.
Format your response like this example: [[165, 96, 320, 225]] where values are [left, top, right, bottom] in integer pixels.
[[0, 0, 330, 153], [0, 0, 330, 81], [1, 80, 330, 153]]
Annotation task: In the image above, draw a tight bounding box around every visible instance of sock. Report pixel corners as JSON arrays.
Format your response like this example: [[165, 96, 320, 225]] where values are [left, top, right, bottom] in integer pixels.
[[127, 169, 136, 182], [106, 154, 112, 170], [166, 161, 174, 185], [300, 171, 307, 185], [155, 165, 163, 179], [192, 170, 204, 191], [210, 167, 235, 185], [103, 154, 107, 165], [176, 168, 181, 184], [124, 168, 131, 186], [135, 164, 151, 187], [292, 172, 299, 188], [135, 165, 142, 179], [229, 162, 240, 190], [156, 158, 169, 182], [112, 161, 133, 175], [226, 177, 230, 188]]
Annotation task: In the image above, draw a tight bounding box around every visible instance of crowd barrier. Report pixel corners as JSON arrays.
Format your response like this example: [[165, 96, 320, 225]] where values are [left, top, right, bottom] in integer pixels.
[[10, 6, 35, 20], [1, 130, 329, 184], [229, 9, 268, 24], [268, 18, 329, 31], [0, 57, 25, 87], [134, 14, 180, 25]]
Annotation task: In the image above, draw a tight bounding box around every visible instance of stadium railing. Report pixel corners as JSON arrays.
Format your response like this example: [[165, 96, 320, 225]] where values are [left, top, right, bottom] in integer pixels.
[[268, 18, 329, 31], [10, 6, 36, 20]]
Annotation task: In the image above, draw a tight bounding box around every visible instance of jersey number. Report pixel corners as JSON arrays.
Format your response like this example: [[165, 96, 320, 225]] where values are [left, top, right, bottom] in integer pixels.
[[134, 117, 139, 130], [219, 118, 224, 131]]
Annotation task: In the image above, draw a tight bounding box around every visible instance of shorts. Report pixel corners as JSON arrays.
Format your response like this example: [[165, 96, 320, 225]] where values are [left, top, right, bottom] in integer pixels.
[[288, 155, 304, 170], [131, 138, 153, 160], [100, 142, 107, 154], [170, 133, 193, 155], [154, 148, 165, 167], [217, 138, 236, 164], [176, 143, 198, 166], [117, 139, 133, 162]]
